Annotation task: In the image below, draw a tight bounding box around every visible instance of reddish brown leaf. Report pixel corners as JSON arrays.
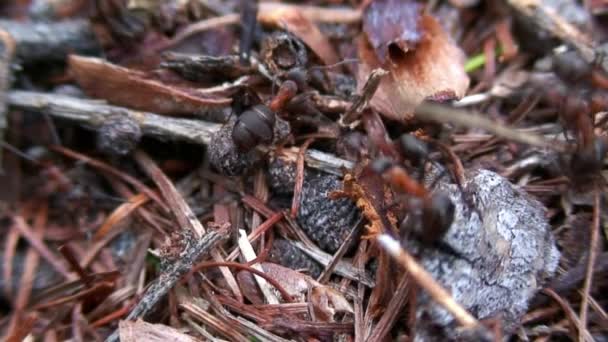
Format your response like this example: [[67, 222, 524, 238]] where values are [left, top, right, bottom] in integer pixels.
[[359, 1, 469, 121], [68, 55, 231, 116]]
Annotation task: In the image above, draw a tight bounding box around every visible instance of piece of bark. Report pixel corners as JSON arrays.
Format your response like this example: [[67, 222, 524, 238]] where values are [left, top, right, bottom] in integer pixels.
[[0, 20, 100, 64]]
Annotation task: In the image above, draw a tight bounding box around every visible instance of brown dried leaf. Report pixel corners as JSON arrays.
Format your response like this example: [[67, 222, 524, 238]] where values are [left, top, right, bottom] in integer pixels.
[[68, 55, 231, 116], [359, 0, 469, 121], [119, 319, 199, 342], [261, 7, 339, 65], [308, 285, 354, 322], [261, 262, 311, 300]]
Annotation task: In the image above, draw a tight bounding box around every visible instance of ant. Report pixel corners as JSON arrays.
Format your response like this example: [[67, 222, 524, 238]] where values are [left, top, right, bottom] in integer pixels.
[[231, 80, 298, 151], [550, 88, 608, 187], [370, 157, 467, 261]]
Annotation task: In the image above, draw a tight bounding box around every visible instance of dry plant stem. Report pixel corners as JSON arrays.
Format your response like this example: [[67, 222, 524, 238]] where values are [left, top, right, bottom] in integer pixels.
[[291, 137, 316, 218], [180, 302, 249, 342], [317, 217, 364, 284], [293, 240, 374, 286], [542, 288, 593, 342], [506, 0, 600, 71], [12, 216, 74, 280], [104, 229, 226, 342], [342, 68, 388, 125], [377, 234, 479, 327], [414, 101, 564, 151], [578, 190, 601, 341], [367, 274, 409, 341], [7, 91, 352, 175]]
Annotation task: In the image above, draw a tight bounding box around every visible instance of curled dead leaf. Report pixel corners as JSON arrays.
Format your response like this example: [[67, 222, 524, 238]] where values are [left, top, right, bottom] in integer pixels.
[[68, 55, 231, 116], [260, 7, 339, 65], [359, 0, 470, 121], [308, 285, 354, 322]]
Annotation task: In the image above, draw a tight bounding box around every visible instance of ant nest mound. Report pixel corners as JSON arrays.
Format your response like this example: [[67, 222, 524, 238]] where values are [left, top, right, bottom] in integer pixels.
[[410, 169, 560, 341]]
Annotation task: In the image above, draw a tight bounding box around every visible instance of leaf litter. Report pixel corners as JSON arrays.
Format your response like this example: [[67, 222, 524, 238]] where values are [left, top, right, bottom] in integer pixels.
[[0, 0, 607, 341]]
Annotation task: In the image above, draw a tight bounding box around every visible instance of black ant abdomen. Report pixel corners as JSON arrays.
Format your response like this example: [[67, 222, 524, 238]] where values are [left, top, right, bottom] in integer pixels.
[[231, 104, 276, 151]]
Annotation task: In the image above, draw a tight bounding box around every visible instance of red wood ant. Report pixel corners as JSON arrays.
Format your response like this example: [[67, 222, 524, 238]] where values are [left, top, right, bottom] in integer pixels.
[[370, 158, 463, 259], [551, 89, 608, 186]]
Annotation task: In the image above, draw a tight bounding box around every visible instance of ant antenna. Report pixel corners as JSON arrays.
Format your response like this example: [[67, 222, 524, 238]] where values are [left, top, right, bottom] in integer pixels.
[[0, 140, 42, 166], [308, 58, 360, 71]]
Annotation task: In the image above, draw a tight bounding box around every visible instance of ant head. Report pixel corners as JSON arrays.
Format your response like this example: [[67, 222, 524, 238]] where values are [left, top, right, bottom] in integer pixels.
[[398, 133, 429, 164], [371, 157, 395, 174]]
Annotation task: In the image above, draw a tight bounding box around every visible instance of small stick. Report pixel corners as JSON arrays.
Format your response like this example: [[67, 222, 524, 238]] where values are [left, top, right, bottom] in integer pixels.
[[0, 28, 15, 171], [317, 217, 364, 284], [7, 90, 353, 175], [376, 234, 479, 328], [413, 101, 565, 151], [133, 151, 243, 301], [578, 190, 601, 341], [104, 229, 226, 342]]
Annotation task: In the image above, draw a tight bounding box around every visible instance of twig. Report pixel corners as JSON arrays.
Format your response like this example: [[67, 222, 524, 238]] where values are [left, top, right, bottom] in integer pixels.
[[7, 90, 353, 174], [578, 190, 601, 341], [317, 216, 364, 284], [0, 19, 100, 63], [413, 101, 565, 151], [376, 234, 479, 328], [341, 68, 388, 125], [133, 151, 243, 301], [0, 28, 15, 171], [104, 229, 226, 342], [542, 288, 594, 342]]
